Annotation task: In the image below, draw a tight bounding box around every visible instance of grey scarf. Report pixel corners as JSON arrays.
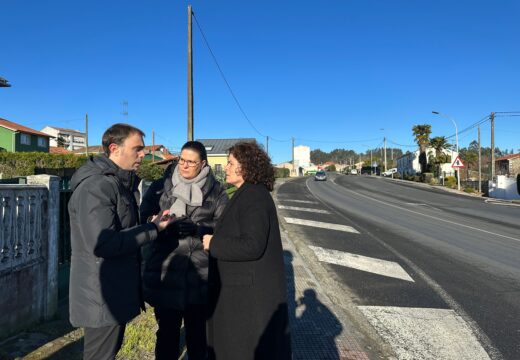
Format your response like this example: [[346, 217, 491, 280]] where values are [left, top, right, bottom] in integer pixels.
[[169, 165, 210, 217]]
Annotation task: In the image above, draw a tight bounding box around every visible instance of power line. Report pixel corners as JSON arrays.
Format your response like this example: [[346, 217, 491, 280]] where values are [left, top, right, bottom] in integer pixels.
[[295, 137, 381, 144], [192, 13, 282, 140]]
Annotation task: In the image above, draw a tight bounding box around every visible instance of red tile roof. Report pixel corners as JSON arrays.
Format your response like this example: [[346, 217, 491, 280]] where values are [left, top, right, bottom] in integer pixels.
[[0, 117, 53, 137], [496, 153, 520, 161], [49, 146, 72, 154]]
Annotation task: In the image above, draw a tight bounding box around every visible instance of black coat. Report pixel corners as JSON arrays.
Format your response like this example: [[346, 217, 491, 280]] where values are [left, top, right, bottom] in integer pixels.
[[68, 155, 158, 328], [208, 182, 291, 360], [140, 164, 228, 310]]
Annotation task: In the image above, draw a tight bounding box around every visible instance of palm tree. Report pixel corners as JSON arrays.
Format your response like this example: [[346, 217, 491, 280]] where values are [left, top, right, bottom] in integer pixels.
[[429, 136, 452, 177], [412, 124, 432, 173]]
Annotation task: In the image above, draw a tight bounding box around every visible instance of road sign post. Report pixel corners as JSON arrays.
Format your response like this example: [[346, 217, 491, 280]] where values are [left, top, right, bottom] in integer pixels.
[[451, 156, 465, 191]]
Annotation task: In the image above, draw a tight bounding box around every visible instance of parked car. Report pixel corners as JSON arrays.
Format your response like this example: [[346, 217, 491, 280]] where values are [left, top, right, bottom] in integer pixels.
[[350, 169, 358, 175], [315, 170, 327, 181], [382, 168, 397, 177]]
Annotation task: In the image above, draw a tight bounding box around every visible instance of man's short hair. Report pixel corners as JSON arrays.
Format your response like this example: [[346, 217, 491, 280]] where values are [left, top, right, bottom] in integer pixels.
[[102, 123, 145, 155]]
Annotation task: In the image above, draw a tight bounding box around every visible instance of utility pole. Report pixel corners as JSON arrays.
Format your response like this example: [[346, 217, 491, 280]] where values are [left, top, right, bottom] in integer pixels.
[[384, 137, 387, 172], [292, 137, 295, 176], [152, 130, 155, 162], [490, 112, 495, 180], [478, 125, 481, 193], [187, 5, 194, 141], [85, 113, 89, 156]]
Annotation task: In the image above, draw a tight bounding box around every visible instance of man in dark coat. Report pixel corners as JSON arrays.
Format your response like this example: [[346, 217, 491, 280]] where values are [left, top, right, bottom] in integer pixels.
[[68, 123, 172, 360], [140, 141, 228, 360]]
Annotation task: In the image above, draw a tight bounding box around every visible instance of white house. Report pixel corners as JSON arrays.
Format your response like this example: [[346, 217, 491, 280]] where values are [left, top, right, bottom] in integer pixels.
[[397, 147, 458, 177], [294, 145, 311, 169], [40, 126, 86, 151]]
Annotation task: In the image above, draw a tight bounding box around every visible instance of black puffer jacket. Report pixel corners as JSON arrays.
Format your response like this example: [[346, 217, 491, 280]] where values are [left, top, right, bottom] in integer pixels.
[[68, 155, 158, 328], [140, 164, 228, 310]]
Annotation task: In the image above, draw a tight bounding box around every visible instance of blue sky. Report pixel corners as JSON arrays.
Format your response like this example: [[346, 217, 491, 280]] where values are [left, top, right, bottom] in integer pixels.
[[1, 0, 519, 163]]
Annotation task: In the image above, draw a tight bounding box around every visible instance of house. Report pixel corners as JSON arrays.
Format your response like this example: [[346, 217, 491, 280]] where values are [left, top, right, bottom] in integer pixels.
[[496, 153, 520, 177], [143, 145, 176, 161], [0, 117, 51, 153], [49, 146, 72, 155], [40, 126, 86, 151], [196, 138, 256, 176], [397, 147, 458, 176]]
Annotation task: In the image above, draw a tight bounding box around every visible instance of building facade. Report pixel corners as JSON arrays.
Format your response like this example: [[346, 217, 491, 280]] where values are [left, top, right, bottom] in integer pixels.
[[40, 126, 86, 151], [0, 118, 51, 153], [196, 138, 256, 177], [396, 147, 458, 177]]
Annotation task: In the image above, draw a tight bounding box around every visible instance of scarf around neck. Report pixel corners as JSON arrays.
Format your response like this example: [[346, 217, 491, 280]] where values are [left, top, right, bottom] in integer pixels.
[[169, 165, 210, 217]]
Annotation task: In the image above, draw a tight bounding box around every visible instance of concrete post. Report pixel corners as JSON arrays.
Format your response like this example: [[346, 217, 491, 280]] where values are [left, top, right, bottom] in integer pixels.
[[27, 175, 60, 320]]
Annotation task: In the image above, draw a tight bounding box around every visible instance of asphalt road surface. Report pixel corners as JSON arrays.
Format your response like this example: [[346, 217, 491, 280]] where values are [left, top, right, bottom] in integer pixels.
[[276, 173, 520, 360]]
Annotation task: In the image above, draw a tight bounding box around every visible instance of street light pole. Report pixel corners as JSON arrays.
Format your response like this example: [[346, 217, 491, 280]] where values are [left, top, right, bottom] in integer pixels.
[[432, 111, 460, 191]]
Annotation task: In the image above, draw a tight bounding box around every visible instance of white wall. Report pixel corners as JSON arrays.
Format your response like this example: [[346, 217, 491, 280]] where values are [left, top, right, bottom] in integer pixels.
[[489, 175, 520, 200]]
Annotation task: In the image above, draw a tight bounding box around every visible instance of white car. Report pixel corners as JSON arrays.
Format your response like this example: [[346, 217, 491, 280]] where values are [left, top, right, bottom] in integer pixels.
[[382, 168, 397, 177], [350, 169, 358, 175]]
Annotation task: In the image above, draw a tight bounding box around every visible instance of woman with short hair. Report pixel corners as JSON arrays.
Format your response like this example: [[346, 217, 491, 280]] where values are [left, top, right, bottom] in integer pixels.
[[203, 141, 292, 360]]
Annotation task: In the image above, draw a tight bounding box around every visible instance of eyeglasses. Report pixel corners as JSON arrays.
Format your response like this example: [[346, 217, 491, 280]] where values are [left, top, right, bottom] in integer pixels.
[[178, 158, 200, 167]]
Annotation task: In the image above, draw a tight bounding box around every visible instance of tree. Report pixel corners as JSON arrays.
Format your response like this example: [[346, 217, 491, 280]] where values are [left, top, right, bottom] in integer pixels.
[[428, 136, 451, 177], [57, 136, 67, 148], [412, 124, 432, 173]]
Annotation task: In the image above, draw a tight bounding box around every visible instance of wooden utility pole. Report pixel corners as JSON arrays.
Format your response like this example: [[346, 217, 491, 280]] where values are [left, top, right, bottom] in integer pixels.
[[152, 130, 155, 162], [384, 137, 387, 172], [187, 5, 194, 141], [85, 113, 89, 156], [478, 125, 481, 193], [490, 112, 495, 180], [292, 137, 295, 176]]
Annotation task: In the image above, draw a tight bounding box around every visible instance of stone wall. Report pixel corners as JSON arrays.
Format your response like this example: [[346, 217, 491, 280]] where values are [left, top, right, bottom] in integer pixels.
[[0, 175, 59, 339]]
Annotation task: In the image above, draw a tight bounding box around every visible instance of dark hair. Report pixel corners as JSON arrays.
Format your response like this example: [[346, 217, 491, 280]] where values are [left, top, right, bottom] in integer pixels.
[[102, 123, 145, 155], [228, 141, 274, 191], [181, 141, 208, 162]]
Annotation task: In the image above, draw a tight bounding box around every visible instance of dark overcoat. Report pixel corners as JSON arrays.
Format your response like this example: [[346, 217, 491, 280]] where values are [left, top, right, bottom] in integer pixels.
[[140, 164, 229, 310], [207, 182, 291, 360], [68, 155, 158, 328]]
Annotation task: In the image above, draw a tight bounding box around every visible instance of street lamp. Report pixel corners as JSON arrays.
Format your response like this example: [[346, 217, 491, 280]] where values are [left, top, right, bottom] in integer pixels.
[[432, 111, 460, 191], [0, 77, 11, 87]]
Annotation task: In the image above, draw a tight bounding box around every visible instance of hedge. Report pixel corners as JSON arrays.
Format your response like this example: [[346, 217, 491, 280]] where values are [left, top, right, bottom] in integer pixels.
[[0, 152, 88, 178]]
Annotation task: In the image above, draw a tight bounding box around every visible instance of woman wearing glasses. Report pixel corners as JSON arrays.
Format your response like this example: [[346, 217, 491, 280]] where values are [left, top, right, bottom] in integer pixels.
[[140, 141, 228, 360], [203, 142, 291, 360]]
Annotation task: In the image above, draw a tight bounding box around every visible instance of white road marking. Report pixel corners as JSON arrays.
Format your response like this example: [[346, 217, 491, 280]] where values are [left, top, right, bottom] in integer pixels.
[[277, 205, 331, 214], [309, 245, 414, 282], [280, 199, 319, 204], [324, 179, 520, 243], [358, 306, 491, 360], [284, 217, 360, 234]]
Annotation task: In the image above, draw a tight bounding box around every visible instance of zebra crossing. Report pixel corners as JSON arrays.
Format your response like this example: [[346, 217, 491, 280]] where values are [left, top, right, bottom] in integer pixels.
[[276, 196, 492, 360]]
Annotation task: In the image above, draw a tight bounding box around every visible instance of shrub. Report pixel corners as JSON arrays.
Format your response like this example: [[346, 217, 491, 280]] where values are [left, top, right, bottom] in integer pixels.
[[136, 160, 165, 181], [444, 176, 457, 188], [0, 152, 88, 178], [464, 187, 475, 193], [274, 167, 290, 178]]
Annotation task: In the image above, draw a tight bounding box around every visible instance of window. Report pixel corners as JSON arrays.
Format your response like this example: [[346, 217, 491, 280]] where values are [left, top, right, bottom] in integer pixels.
[[73, 136, 84, 143], [37, 137, 47, 147], [20, 134, 31, 145]]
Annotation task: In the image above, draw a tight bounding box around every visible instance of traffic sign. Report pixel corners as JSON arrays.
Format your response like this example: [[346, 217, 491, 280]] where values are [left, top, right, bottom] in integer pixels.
[[451, 156, 465, 168]]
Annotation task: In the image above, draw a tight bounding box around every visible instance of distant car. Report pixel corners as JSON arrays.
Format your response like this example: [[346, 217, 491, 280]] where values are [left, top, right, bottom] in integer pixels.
[[350, 169, 358, 175], [382, 168, 397, 177], [314, 170, 327, 181]]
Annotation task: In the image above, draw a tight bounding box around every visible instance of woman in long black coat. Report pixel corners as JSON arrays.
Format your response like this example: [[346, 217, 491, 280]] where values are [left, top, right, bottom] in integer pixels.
[[203, 142, 291, 360]]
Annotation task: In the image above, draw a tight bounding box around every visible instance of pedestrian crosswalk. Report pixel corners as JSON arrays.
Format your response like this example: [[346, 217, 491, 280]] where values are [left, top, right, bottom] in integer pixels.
[[276, 190, 492, 360]]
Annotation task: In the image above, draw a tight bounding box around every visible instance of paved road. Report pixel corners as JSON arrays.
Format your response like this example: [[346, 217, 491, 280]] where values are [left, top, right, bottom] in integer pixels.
[[276, 174, 520, 360]]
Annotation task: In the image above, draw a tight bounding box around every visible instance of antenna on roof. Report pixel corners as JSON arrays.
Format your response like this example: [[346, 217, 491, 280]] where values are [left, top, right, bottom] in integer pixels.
[[121, 100, 128, 119]]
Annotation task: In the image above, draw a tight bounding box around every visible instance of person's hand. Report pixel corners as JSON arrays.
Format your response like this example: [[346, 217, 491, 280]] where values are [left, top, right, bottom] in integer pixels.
[[202, 234, 212, 251], [169, 218, 197, 238], [151, 210, 175, 232]]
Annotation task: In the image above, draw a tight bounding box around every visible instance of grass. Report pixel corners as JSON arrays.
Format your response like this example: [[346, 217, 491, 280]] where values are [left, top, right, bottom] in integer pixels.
[[117, 307, 158, 360]]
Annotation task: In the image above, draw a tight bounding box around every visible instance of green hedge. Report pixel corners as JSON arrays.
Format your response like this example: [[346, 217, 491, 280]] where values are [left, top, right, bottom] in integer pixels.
[[274, 167, 290, 178], [0, 152, 88, 178]]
